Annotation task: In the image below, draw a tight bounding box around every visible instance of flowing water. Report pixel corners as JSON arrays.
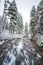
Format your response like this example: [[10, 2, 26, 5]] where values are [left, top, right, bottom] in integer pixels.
[[2, 40, 34, 65]]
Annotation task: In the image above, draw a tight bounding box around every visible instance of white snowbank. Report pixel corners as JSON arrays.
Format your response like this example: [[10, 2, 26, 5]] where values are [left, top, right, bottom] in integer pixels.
[[8, 54, 16, 65], [37, 54, 41, 58], [21, 61, 25, 65], [0, 40, 4, 45], [0, 30, 23, 39], [5, 51, 16, 65]]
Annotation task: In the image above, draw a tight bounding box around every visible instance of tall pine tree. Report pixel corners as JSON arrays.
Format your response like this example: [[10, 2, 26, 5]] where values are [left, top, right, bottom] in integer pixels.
[[17, 13, 23, 33], [7, 0, 18, 33], [30, 5, 37, 37], [37, 0, 43, 34]]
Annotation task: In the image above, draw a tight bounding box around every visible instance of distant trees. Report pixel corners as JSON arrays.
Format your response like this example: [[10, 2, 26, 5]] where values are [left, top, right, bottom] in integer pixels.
[[25, 22, 28, 38], [17, 13, 23, 34], [0, 16, 1, 28]]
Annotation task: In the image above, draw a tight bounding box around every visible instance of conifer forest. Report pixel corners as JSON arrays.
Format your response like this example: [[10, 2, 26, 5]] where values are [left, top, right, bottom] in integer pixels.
[[0, 0, 43, 65]]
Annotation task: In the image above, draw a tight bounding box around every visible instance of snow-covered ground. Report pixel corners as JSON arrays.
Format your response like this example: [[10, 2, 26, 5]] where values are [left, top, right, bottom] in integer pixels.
[[0, 41, 4, 45], [0, 30, 23, 39]]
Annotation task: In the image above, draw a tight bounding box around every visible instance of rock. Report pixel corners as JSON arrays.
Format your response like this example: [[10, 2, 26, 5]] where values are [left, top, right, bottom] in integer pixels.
[[16, 54, 24, 65], [0, 57, 3, 65]]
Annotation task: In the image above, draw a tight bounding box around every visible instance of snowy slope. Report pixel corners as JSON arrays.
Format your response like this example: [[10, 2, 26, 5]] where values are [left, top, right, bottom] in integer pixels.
[[0, 30, 23, 39]]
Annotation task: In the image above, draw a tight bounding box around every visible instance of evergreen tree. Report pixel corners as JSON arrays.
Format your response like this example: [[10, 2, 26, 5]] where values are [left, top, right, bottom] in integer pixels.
[[8, 0, 17, 23], [1, 14, 7, 30], [25, 22, 28, 38], [30, 5, 37, 37], [1, 0, 8, 30], [37, 0, 43, 33], [4, 0, 18, 33], [0, 16, 2, 30], [8, 0, 17, 33], [3, 0, 23, 34], [17, 13, 23, 33]]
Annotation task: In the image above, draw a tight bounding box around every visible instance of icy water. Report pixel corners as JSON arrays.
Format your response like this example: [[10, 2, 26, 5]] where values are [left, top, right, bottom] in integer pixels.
[[0, 40, 34, 65]]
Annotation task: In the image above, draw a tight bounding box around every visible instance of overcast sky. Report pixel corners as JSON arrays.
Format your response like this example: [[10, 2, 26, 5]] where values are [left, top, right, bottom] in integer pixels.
[[0, 0, 41, 25]]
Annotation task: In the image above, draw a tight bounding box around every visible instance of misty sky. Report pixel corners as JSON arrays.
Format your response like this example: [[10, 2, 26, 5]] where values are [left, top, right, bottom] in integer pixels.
[[0, 0, 41, 24]]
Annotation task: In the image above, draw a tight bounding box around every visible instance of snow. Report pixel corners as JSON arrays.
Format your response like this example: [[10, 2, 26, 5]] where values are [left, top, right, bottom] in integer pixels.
[[0, 30, 23, 39], [3, 51, 16, 65], [0, 53, 3, 57], [31, 48, 35, 51], [16, 41, 24, 56], [21, 62, 25, 65], [0, 30, 12, 39], [23, 50, 27, 55], [38, 15, 42, 23], [40, 35, 43, 43], [25, 59, 29, 65], [37, 54, 41, 58], [36, 34, 43, 46], [32, 59, 34, 65], [8, 54, 16, 65], [17, 41, 23, 51], [0, 40, 4, 45], [11, 40, 15, 43], [11, 45, 16, 54]]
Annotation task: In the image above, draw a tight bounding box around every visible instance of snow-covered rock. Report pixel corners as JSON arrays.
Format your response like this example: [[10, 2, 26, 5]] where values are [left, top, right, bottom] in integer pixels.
[[0, 41, 4, 45]]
